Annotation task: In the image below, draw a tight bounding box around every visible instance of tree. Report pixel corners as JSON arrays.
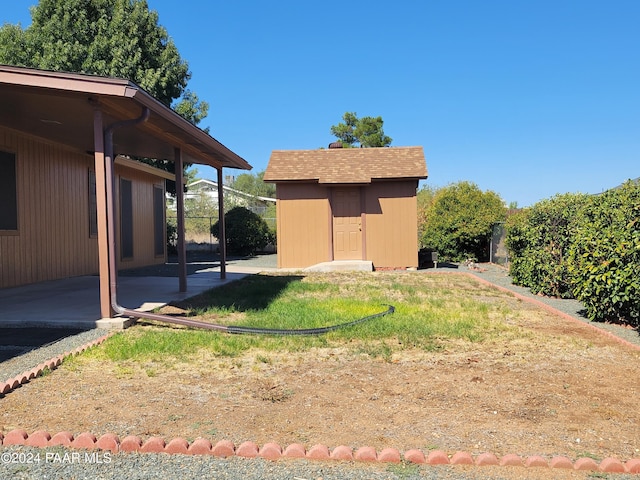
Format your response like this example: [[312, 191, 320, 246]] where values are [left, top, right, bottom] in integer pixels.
[[420, 181, 506, 262], [231, 171, 276, 206], [0, 0, 204, 118], [416, 185, 436, 243], [173, 90, 210, 133], [0, 0, 209, 192], [0, 23, 27, 65], [330, 112, 392, 147]]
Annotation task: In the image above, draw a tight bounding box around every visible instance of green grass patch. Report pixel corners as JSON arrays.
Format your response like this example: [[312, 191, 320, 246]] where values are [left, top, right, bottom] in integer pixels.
[[84, 272, 517, 363]]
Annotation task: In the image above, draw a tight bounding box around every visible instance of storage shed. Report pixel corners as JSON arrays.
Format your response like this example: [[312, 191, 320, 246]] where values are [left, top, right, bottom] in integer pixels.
[[264, 146, 428, 269]]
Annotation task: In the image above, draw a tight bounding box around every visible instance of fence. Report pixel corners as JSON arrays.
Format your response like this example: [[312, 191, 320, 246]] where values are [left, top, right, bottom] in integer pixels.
[[167, 215, 276, 252]]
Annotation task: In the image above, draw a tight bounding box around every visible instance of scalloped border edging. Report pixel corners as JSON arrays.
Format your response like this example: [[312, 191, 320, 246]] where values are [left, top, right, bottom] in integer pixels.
[[0, 333, 114, 395], [0, 431, 639, 473]]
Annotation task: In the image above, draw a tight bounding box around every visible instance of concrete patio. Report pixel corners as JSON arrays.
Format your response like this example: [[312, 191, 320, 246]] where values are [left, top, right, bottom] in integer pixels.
[[0, 267, 258, 330], [0, 254, 394, 330]]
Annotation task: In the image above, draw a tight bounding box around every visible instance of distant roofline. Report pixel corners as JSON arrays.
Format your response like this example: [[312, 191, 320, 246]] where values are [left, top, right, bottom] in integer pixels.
[[188, 179, 276, 203]]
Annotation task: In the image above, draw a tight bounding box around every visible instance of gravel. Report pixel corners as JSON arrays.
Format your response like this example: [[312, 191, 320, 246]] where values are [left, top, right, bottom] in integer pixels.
[[0, 447, 444, 480], [4, 445, 637, 480], [0, 328, 110, 384]]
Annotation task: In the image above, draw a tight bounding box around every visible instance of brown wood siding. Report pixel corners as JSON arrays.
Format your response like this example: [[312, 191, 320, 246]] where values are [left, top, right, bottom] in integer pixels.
[[114, 167, 167, 270], [0, 127, 98, 288], [275, 184, 330, 268], [0, 126, 167, 288], [0, 150, 18, 230], [153, 185, 166, 256], [364, 181, 419, 268]]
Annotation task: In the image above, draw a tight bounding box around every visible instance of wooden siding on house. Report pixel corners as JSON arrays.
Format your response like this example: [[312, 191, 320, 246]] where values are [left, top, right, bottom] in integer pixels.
[[275, 184, 331, 268], [0, 126, 99, 288], [115, 167, 167, 269], [0, 126, 166, 289]]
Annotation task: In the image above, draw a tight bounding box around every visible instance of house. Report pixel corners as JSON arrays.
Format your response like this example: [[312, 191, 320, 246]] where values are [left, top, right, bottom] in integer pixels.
[[0, 148, 174, 289], [167, 178, 276, 213], [264, 145, 428, 269], [0, 65, 250, 320]]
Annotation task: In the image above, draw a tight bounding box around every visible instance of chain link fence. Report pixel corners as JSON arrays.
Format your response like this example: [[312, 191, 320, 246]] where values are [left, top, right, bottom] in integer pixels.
[[167, 215, 216, 252], [167, 215, 276, 252]]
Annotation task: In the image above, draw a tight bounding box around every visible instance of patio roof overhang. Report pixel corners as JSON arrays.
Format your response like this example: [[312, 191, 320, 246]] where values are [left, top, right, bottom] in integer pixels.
[[0, 65, 251, 322], [0, 65, 251, 171]]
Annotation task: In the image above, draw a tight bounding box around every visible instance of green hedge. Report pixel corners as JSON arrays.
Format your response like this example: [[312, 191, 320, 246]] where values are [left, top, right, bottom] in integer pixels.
[[505, 193, 589, 298], [568, 181, 640, 326], [505, 182, 640, 327]]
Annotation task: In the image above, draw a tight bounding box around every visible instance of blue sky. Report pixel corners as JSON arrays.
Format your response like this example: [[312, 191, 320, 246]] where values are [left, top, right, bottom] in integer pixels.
[[3, 1, 638, 206]]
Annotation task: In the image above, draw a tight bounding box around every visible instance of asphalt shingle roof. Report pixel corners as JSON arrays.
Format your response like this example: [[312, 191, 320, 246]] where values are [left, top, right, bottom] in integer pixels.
[[264, 146, 428, 184]]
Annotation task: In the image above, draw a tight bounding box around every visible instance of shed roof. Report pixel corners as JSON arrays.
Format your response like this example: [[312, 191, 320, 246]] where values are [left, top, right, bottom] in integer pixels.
[[264, 146, 427, 184]]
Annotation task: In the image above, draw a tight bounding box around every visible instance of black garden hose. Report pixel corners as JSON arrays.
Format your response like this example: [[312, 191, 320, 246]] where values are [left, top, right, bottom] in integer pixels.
[[225, 304, 395, 336]]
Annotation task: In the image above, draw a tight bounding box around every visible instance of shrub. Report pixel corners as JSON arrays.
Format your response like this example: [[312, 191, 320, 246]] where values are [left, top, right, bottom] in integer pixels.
[[420, 181, 506, 262], [212, 206, 273, 256], [504, 209, 534, 285], [417, 185, 437, 246], [568, 181, 640, 326], [166, 220, 177, 255], [505, 193, 589, 298]]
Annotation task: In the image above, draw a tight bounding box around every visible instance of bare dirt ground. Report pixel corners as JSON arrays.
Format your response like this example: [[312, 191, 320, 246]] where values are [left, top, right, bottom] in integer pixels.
[[1, 275, 639, 473]]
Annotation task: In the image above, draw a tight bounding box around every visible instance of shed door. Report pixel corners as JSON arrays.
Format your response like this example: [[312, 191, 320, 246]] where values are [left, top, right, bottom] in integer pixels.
[[332, 188, 362, 260]]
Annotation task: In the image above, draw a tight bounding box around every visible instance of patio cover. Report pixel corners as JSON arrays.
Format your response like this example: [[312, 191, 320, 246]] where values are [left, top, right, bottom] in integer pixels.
[[0, 65, 251, 320]]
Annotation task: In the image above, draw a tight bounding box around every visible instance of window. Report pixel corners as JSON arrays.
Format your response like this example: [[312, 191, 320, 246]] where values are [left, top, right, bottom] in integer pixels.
[[0, 150, 18, 231], [120, 178, 134, 259], [88, 170, 97, 237]]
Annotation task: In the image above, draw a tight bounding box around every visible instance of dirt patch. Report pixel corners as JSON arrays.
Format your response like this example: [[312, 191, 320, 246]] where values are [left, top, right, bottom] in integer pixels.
[[1, 275, 639, 467]]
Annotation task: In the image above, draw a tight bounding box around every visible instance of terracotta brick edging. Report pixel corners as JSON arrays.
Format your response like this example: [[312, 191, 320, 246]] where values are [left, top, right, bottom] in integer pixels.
[[0, 333, 114, 396], [460, 272, 640, 353], [1, 430, 640, 474]]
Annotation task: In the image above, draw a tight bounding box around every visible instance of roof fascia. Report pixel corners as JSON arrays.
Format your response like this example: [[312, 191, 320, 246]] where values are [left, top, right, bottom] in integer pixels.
[[0, 65, 251, 171], [0, 65, 135, 97], [127, 87, 251, 171]]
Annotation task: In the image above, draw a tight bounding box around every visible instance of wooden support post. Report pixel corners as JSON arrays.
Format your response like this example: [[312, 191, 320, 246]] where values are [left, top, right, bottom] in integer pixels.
[[175, 148, 187, 292], [217, 167, 226, 280], [93, 108, 114, 319]]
